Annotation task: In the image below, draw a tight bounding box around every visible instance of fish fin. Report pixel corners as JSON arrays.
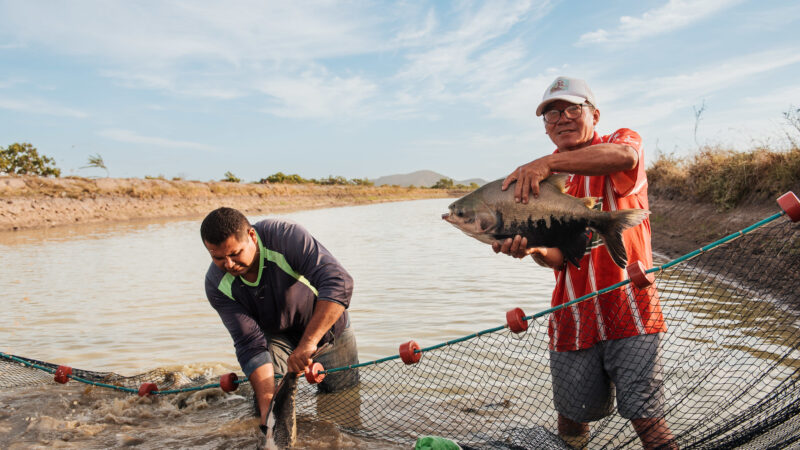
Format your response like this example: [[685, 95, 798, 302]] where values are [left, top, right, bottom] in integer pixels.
[[560, 230, 591, 269], [593, 209, 649, 268], [545, 173, 569, 193], [581, 197, 598, 209]]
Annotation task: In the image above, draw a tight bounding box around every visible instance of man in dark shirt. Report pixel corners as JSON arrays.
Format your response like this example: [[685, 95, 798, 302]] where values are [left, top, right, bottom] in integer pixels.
[[201, 207, 359, 428]]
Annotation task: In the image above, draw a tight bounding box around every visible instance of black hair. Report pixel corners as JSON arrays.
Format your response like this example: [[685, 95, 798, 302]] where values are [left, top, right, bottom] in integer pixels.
[[200, 207, 251, 245]]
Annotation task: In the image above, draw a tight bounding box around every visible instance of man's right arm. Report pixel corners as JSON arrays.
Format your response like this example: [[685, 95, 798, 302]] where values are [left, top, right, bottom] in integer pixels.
[[502, 143, 638, 203], [205, 274, 275, 424], [249, 363, 275, 426]]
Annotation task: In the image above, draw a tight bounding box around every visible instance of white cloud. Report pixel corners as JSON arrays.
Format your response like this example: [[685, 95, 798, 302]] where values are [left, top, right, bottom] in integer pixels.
[[0, 1, 555, 123], [578, 0, 742, 46], [258, 70, 378, 119], [487, 75, 552, 123], [0, 78, 25, 89], [0, 1, 387, 64], [396, 1, 546, 85], [0, 97, 87, 118], [97, 128, 214, 151], [637, 48, 800, 100], [741, 85, 800, 108]]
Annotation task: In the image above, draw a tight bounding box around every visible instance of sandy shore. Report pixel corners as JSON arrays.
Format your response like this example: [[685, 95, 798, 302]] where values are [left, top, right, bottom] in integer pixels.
[[0, 175, 461, 232]]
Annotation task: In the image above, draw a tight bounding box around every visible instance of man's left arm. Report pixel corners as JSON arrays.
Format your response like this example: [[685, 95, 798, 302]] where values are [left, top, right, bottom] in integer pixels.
[[287, 300, 345, 374]]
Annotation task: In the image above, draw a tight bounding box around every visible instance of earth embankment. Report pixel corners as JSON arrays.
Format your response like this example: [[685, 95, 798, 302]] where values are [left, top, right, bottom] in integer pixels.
[[0, 176, 460, 232]]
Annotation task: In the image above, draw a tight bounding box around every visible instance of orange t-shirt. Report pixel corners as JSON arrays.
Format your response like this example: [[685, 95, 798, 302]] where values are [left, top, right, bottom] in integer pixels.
[[548, 129, 667, 352]]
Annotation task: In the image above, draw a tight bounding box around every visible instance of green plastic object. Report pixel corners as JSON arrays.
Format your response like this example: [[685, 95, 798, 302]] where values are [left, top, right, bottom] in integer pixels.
[[414, 435, 461, 450]]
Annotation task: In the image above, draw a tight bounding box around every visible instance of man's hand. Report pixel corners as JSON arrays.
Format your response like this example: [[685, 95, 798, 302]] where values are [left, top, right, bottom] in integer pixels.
[[492, 236, 536, 259], [287, 341, 317, 374], [501, 158, 551, 203], [492, 236, 565, 269]]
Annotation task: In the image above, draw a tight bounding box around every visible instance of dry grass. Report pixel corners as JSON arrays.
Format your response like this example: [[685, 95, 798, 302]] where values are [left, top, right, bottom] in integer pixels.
[[647, 146, 800, 210]]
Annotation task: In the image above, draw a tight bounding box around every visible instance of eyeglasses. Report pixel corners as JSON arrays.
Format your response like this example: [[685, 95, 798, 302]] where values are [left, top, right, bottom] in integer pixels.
[[543, 103, 589, 124]]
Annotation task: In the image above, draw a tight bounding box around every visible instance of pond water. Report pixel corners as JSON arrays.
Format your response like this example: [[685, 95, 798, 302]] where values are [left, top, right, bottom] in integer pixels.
[[1, 198, 797, 449], [0, 198, 554, 448]]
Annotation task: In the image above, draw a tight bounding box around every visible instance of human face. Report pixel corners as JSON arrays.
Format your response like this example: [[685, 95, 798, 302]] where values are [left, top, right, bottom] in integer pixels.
[[205, 228, 259, 278], [544, 100, 599, 151]]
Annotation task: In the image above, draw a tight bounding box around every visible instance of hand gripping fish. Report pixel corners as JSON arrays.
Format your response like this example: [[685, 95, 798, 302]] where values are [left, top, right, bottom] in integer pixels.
[[442, 174, 648, 268], [257, 345, 331, 449], [258, 373, 298, 450]]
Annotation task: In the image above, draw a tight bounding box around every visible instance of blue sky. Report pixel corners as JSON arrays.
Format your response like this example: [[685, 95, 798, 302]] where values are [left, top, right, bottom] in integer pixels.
[[1, 0, 798, 182]]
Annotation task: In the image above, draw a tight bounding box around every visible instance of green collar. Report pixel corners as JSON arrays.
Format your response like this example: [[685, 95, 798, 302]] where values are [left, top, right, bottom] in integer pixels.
[[240, 233, 266, 287]]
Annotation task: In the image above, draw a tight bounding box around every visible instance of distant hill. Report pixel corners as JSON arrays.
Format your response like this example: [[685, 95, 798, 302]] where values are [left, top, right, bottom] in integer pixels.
[[372, 170, 487, 187]]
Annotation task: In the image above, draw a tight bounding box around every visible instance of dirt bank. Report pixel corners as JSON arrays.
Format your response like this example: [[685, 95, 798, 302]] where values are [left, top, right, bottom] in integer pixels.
[[0, 176, 462, 232], [2, 176, 796, 272]]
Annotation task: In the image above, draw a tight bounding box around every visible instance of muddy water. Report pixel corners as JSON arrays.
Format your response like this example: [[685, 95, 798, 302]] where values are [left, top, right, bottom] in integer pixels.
[[0, 199, 554, 448]]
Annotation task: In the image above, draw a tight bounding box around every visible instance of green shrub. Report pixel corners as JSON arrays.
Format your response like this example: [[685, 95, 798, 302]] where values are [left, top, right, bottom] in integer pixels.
[[431, 178, 454, 189], [222, 171, 241, 183], [260, 172, 309, 184], [0, 142, 61, 177]]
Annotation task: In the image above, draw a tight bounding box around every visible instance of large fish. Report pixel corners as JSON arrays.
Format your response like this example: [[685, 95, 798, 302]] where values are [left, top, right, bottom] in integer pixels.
[[258, 345, 332, 449], [258, 373, 298, 449], [442, 174, 648, 268]]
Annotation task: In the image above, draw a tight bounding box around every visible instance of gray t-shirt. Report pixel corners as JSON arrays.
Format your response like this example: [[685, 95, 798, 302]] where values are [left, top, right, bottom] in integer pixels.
[[204, 219, 352, 375]]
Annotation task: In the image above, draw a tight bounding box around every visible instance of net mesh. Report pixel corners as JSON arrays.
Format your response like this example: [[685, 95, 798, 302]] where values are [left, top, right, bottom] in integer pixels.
[[2, 210, 798, 449], [0, 355, 199, 392], [294, 213, 800, 449]]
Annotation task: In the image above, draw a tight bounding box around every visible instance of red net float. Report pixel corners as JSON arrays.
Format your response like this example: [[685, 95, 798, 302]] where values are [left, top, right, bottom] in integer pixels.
[[220, 372, 238, 393], [506, 307, 528, 334], [399, 340, 421, 365], [54, 365, 72, 384], [777, 192, 800, 222], [627, 260, 655, 289], [304, 362, 325, 384], [138, 382, 158, 397]]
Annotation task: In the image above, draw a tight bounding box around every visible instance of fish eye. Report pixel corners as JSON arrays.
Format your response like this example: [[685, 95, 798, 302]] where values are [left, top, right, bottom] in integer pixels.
[[456, 210, 464, 217]]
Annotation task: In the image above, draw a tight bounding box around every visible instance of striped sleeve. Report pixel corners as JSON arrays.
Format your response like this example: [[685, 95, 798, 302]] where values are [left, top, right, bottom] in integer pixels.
[[606, 128, 647, 197]]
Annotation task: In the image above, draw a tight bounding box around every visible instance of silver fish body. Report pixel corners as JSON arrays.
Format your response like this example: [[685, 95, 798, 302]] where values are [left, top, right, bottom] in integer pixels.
[[442, 174, 648, 268], [259, 374, 297, 450]]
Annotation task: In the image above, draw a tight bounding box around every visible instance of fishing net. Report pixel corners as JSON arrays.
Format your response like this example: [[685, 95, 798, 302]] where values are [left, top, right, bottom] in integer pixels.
[[291, 208, 800, 449], [2, 203, 799, 449], [0, 355, 206, 392]]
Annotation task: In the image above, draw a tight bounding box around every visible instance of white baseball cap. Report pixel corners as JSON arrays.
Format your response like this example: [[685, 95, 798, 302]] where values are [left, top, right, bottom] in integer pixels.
[[535, 76, 596, 116]]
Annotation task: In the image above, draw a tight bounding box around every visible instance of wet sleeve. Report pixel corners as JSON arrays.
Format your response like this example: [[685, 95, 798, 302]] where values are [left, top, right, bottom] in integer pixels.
[[272, 221, 354, 309], [607, 128, 647, 197], [205, 274, 272, 376]]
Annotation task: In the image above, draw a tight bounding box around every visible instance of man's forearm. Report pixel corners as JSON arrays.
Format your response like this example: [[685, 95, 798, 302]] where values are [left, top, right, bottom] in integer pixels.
[[299, 300, 345, 348], [286, 300, 346, 374], [249, 363, 275, 426], [546, 143, 638, 175]]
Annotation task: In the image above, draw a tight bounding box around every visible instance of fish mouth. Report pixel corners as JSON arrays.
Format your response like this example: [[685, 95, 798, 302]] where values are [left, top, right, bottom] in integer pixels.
[[441, 212, 452, 222]]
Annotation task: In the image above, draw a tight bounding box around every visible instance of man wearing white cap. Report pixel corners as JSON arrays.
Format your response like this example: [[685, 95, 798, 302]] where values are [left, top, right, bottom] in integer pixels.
[[493, 76, 675, 449]]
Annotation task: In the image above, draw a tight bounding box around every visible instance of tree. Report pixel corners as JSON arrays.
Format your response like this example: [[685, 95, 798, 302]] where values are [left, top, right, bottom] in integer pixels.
[[222, 171, 241, 183], [81, 153, 109, 177], [431, 178, 454, 189], [0, 142, 61, 177]]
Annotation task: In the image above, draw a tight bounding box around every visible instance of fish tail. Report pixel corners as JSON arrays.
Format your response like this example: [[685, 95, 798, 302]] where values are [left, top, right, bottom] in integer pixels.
[[592, 209, 649, 268]]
